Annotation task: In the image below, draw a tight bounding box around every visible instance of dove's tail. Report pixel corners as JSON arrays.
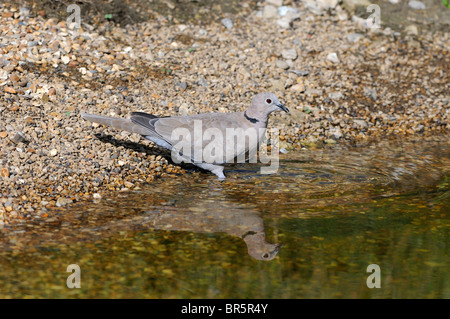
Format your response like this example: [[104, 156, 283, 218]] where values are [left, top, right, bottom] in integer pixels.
[[81, 112, 155, 136]]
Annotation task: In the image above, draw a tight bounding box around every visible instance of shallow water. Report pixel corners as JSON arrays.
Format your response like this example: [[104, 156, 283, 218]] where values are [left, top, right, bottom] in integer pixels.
[[0, 136, 449, 298]]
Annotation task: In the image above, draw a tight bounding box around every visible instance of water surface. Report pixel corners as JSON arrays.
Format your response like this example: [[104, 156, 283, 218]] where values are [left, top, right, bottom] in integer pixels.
[[0, 136, 449, 298]]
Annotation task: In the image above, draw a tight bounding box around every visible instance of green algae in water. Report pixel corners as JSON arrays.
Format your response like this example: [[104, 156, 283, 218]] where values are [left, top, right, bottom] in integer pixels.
[[0, 137, 449, 298]]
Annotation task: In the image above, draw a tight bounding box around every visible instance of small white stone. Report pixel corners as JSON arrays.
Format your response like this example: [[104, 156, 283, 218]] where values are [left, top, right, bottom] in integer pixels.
[[68, 22, 78, 30], [330, 126, 343, 139], [276, 18, 291, 29], [408, 0, 426, 10], [61, 56, 70, 64], [197, 28, 207, 36], [291, 83, 306, 92], [329, 92, 343, 100], [327, 52, 340, 63], [353, 119, 368, 128], [0, 71, 8, 80], [49, 149, 58, 157], [266, 0, 283, 6], [276, 60, 290, 69], [179, 104, 189, 116], [93, 193, 102, 199], [221, 18, 233, 29], [263, 5, 278, 18], [405, 25, 419, 35], [56, 197, 73, 207], [281, 48, 298, 60], [347, 33, 364, 43], [278, 6, 299, 16]]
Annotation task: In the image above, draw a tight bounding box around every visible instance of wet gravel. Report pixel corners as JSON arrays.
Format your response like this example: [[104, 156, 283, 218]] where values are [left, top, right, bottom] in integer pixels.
[[0, 1, 448, 224]]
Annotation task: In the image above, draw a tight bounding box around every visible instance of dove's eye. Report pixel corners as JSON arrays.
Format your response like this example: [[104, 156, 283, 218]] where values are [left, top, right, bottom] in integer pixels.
[[265, 99, 272, 104], [262, 253, 270, 259]]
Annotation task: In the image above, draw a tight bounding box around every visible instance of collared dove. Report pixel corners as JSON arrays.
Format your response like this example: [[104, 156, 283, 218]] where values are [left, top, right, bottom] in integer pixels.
[[81, 92, 289, 179]]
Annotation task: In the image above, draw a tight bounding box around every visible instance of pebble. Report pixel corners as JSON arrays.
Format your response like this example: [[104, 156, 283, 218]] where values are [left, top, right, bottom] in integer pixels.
[[5, 87, 16, 94], [330, 126, 343, 139], [9, 74, 19, 82], [281, 48, 298, 60], [49, 149, 58, 157], [353, 119, 368, 128], [276, 60, 290, 69], [276, 18, 291, 29], [291, 83, 306, 92], [19, 7, 30, 17], [10, 132, 27, 144], [177, 81, 188, 90], [405, 25, 419, 35], [266, 0, 283, 6], [0, 168, 9, 178], [329, 92, 343, 100], [56, 197, 73, 207], [363, 87, 377, 100], [61, 56, 71, 64], [290, 70, 309, 76], [326, 52, 340, 63], [263, 5, 278, 18], [278, 6, 299, 17], [347, 33, 364, 43], [198, 77, 209, 87], [221, 18, 233, 30], [276, 7, 301, 28], [93, 193, 102, 199], [270, 79, 285, 91], [302, 0, 339, 14], [408, 1, 426, 10]]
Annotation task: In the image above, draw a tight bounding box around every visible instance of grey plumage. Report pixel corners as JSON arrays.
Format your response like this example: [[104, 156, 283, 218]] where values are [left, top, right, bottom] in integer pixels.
[[81, 92, 288, 179]]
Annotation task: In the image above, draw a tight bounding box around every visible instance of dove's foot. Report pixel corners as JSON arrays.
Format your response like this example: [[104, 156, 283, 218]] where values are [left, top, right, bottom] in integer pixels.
[[216, 171, 226, 180], [195, 163, 225, 180]]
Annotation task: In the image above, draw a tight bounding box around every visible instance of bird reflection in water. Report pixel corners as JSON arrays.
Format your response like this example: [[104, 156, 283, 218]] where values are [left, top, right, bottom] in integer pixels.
[[1, 185, 283, 261], [137, 201, 283, 261]]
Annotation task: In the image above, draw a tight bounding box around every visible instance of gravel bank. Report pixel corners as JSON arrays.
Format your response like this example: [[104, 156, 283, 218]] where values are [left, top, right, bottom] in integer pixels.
[[0, 1, 448, 224]]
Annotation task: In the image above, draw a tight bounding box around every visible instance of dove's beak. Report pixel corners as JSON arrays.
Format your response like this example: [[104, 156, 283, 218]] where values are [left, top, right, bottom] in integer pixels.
[[277, 103, 289, 113], [273, 242, 285, 253]]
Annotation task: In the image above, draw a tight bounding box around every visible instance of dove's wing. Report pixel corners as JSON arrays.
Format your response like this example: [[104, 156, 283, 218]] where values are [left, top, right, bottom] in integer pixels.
[[131, 112, 260, 164]]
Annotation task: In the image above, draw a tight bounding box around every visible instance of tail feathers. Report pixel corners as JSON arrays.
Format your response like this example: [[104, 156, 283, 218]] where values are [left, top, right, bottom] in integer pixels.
[[81, 112, 155, 136], [131, 112, 158, 120]]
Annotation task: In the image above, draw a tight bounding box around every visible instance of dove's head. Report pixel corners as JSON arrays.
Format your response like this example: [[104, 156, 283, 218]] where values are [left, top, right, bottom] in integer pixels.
[[243, 231, 284, 261], [247, 92, 289, 121]]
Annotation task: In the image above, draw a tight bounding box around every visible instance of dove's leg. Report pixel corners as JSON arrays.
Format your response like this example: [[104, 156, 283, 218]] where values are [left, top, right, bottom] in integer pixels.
[[195, 163, 226, 180]]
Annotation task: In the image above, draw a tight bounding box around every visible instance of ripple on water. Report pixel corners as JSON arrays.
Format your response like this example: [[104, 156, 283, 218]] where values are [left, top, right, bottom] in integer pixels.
[[0, 136, 449, 298], [213, 136, 449, 216], [0, 137, 448, 247]]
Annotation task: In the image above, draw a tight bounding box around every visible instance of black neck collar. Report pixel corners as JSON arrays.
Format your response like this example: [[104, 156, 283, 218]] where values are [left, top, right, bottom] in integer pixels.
[[244, 111, 259, 124]]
